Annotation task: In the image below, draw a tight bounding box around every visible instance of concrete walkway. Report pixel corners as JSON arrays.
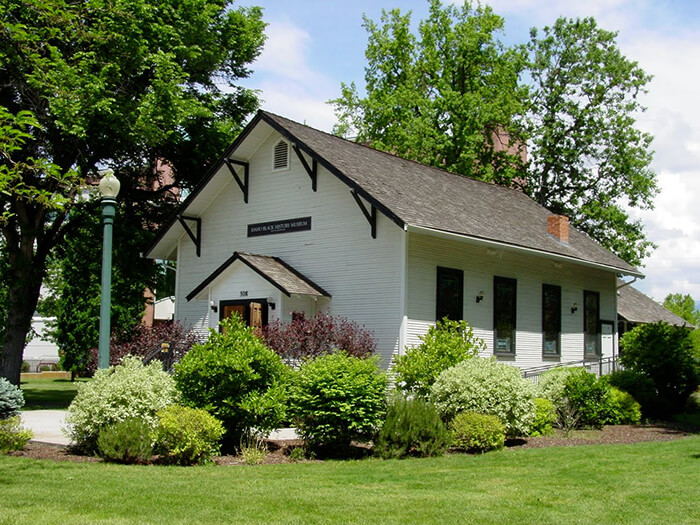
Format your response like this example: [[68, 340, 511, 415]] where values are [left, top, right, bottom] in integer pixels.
[[20, 410, 70, 446], [19, 410, 298, 446]]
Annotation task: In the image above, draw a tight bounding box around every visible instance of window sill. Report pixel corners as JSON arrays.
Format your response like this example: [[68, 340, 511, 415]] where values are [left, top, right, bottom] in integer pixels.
[[542, 355, 561, 360], [494, 352, 516, 359], [584, 353, 602, 360]]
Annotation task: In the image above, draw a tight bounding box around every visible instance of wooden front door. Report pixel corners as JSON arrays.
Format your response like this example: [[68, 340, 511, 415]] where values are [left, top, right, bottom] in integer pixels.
[[218, 299, 268, 331]]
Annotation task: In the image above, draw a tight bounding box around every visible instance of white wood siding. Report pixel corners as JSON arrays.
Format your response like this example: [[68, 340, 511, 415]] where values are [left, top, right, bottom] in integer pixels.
[[405, 233, 617, 369], [175, 132, 404, 366]]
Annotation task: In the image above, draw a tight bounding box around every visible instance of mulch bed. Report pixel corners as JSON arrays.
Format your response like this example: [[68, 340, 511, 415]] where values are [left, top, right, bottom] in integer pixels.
[[7, 422, 696, 465]]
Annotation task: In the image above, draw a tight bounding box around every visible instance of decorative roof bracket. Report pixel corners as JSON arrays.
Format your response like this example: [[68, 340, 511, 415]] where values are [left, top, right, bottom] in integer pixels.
[[351, 190, 377, 239], [178, 215, 201, 257], [224, 158, 249, 203], [292, 144, 317, 192]]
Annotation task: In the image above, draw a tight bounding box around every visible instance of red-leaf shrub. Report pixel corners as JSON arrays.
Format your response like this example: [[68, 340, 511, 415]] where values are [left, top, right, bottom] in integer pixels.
[[87, 322, 198, 373], [262, 312, 376, 365]]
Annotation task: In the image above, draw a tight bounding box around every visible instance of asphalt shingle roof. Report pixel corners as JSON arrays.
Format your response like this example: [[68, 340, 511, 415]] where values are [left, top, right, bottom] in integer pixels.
[[186, 252, 330, 301], [260, 112, 640, 275], [617, 284, 692, 327]]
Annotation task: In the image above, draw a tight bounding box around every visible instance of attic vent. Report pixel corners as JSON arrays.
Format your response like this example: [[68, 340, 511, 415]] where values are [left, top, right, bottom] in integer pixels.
[[273, 140, 290, 170]]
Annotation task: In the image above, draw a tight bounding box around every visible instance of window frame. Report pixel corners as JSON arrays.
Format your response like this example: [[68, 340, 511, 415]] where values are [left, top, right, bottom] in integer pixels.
[[542, 284, 562, 357], [493, 276, 517, 355], [435, 266, 464, 322], [583, 290, 601, 357]]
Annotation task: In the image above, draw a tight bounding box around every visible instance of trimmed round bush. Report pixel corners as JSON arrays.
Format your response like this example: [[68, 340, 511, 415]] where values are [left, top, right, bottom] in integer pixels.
[[393, 319, 485, 398], [606, 369, 656, 417], [0, 378, 24, 419], [430, 357, 536, 437], [606, 387, 642, 425], [174, 316, 290, 446], [562, 369, 614, 429], [289, 352, 387, 452], [97, 417, 154, 464], [154, 405, 225, 465], [530, 398, 557, 436], [620, 322, 700, 413], [0, 416, 33, 453], [65, 356, 178, 453], [374, 395, 450, 459], [450, 412, 505, 453]]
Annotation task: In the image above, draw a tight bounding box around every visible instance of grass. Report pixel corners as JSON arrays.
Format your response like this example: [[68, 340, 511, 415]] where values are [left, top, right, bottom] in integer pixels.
[[1, 437, 699, 524], [19, 378, 89, 410]]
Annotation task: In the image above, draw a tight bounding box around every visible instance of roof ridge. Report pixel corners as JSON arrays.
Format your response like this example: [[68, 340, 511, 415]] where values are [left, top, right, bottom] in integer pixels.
[[258, 110, 527, 199]]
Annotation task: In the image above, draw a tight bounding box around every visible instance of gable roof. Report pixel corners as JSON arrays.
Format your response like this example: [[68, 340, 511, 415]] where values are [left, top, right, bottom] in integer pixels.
[[147, 110, 641, 277], [618, 283, 692, 327], [186, 252, 331, 302]]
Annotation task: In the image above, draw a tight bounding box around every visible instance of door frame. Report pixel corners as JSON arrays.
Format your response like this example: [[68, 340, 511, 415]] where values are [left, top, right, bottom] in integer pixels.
[[218, 299, 269, 330]]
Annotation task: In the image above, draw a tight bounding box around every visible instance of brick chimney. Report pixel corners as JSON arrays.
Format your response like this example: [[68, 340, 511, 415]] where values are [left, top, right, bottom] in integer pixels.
[[548, 215, 569, 243]]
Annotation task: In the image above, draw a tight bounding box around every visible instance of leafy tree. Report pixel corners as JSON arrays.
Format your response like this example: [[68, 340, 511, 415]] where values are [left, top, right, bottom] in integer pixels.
[[331, 0, 528, 185], [664, 293, 700, 355], [524, 17, 657, 266], [0, 0, 265, 384], [663, 293, 700, 326], [332, 4, 657, 266]]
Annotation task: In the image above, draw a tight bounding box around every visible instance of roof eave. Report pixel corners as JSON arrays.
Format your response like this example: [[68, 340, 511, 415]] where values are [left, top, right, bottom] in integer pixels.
[[407, 224, 644, 278]]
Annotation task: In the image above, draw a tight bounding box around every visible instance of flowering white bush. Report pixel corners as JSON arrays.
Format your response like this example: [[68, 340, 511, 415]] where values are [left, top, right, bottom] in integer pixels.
[[64, 356, 178, 452], [429, 357, 536, 437]]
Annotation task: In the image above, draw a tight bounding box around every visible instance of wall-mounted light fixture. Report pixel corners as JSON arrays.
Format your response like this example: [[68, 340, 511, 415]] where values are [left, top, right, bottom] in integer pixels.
[[571, 302, 578, 314], [476, 291, 485, 303], [267, 297, 276, 310], [209, 300, 218, 313]]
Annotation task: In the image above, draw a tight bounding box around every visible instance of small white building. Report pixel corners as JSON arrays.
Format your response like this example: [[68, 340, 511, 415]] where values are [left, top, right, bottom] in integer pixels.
[[146, 111, 643, 369]]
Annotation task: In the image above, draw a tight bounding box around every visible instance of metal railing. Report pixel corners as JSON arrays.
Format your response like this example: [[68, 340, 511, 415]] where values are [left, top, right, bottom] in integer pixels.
[[521, 355, 623, 384]]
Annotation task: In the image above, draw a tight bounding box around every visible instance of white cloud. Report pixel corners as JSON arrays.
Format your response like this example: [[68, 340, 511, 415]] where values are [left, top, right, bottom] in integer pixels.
[[247, 20, 338, 131]]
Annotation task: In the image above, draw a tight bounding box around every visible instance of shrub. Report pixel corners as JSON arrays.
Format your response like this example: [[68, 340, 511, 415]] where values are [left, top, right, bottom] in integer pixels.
[[289, 352, 387, 452], [562, 369, 613, 429], [97, 417, 154, 464], [620, 322, 700, 413], [606, 387, 642, 425], [262, 312, 376, 365], [606, 369, 657, 417], [537, 367, 581, 406], [449, 412, 505, 453], [393, 319, 485, 398], [430, 357, 536, 437], [154, 405, 224, 465], [374, 395, 450, 459], [88, 321, 198, 373], [0, 416, 33, 453], [21, 361, 31, 373], [65, 356, 178, 453], [0, 378, 24, 419], [174, 316, 290, 446], [530, 398, 557, 437]]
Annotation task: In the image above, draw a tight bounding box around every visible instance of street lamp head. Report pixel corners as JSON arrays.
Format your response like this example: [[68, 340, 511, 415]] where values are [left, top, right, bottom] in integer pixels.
[[98, 169, 120, 199]]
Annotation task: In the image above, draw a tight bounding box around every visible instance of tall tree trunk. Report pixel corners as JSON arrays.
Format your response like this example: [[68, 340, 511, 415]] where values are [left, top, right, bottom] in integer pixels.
[[1, 283, 42, 385]]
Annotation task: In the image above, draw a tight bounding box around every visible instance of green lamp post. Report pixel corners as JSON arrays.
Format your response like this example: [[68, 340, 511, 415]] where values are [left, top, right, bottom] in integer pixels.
[[97, 169, 120, 369]]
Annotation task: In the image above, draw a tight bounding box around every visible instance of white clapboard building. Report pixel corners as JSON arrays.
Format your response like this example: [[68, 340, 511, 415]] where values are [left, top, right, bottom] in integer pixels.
[[146, 111, 643, 369]]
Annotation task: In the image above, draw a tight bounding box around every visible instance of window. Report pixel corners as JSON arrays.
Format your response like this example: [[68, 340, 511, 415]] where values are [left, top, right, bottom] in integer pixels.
[[542, 284, 561, 356], [272, 139, 290, 170], [436, 267, 463, 321], [494, 276, 516, 354], [583, 290, 600, 356]]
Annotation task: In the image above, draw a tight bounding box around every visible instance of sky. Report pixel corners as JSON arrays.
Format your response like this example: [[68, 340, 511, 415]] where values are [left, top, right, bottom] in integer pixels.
[[238, 0, 700, 306]]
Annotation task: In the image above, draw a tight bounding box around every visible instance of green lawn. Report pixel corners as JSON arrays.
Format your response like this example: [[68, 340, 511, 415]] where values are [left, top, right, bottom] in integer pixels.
[[19, 378, 89, 410], [1, 437, 699, 525]]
